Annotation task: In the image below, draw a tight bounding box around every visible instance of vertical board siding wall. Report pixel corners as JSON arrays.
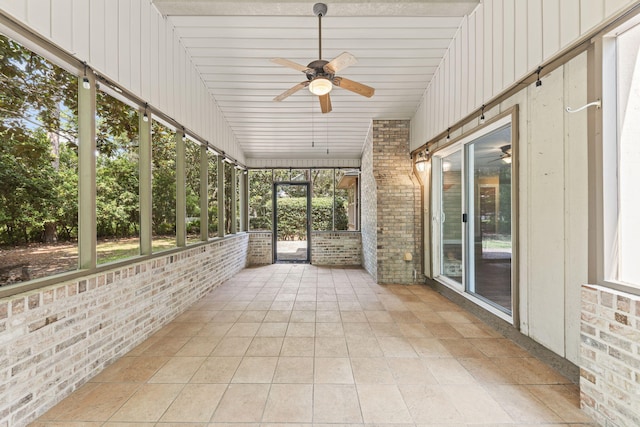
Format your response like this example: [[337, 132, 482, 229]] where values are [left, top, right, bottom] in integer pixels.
[[0, 0, 244, 162], [410, 0, 636, 149]]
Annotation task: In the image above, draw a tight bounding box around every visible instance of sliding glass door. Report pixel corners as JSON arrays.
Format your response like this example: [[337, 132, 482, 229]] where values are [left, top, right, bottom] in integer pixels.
[[432, 115, 515, 319]]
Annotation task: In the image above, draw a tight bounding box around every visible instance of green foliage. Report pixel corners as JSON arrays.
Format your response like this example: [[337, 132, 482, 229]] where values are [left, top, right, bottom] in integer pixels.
[[269, 197, 348, 240]]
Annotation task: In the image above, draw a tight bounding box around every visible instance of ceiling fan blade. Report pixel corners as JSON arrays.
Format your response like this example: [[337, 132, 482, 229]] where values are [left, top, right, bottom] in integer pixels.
[[324, 52, 358, 74], [273, 82, 309, 102], [271, 58, 309, 72], [333, 76, 375, 98], [319, 93, 332, 114]]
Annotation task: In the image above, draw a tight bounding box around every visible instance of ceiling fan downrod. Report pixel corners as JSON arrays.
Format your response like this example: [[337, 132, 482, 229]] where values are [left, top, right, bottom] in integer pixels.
[[313, 3, 327, 60]]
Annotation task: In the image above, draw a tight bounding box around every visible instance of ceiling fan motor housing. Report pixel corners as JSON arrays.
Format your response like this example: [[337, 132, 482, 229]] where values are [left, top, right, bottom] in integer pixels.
[[305, 59, 334, 81]]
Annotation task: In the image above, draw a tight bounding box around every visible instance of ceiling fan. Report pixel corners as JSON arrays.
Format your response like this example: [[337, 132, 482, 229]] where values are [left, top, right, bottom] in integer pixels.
[[271, 2, 375, 114]]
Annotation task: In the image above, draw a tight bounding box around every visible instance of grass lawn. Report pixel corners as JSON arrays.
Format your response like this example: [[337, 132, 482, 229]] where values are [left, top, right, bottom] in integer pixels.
[[97, 236, 177, 264]]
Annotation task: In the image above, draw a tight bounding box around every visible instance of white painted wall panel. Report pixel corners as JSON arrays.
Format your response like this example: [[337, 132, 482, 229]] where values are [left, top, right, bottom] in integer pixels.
[[514, 0, 528, 81], [580, 0, 605, 34], [89, 0, 106, 74], [104, 2, 119, 80], [149, 12, 159, 107], [129, 0, 142, 96], [454, 29, 462, 122], [560, 0, 580, 49], [527, 0, 543, 72], [51, 0, 72, 53], [542, 0, 561, 60], [475, 6, 484, 109], [527, 68, 566, 355], [492, 0, 504, 94], [117, 0, 131, 89], [71, 0, 90, 61], [605, 0, 634, 16], [467, 12, 477, 111], [1, 1, 26, 21], [460, 16, 469, 117], [483, 0, 493, 101], [140, 0, 151, 100], [503, 0, 515, 92], [27, 0, 50, 38], [157, 14, 166, 110]]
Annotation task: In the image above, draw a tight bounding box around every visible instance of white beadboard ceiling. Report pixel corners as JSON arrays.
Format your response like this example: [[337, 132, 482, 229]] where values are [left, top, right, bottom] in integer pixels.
[[153, 0, 479, 162]]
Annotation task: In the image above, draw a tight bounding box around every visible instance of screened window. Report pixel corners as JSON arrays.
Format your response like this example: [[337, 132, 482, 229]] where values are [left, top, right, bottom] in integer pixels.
[[249, 169, 273, 231], [207, 151, 218, 238], [0, 34, 79, 285], [151, 120, 177, 252], [185, 139, 201, 245], [96, 91, 139, 263]]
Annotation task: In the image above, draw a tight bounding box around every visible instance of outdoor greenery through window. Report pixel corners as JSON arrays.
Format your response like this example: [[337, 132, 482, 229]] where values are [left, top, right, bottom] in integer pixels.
[[96, 91, 139, 264], [224, 161, 233, 234], [248, 168, 358, 233], [0, 33, 79, 285], [151, 120, 177, 252], [208, 151, 218, 238], [185, 138, 201, 245]]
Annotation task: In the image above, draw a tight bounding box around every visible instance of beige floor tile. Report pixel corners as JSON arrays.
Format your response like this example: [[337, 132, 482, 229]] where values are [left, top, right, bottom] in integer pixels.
[[212, 311, 244, 323], [262, 384, 313, 423], [378, 337, 419, 358], [245, 337, 283, 356], [263, 310, 291, 322], [176, 336, 221, 356], [237, 311, 267, 323], [210, 337, 252, 356], [211, 384, 270, 423], [351, 357, 394, 384], [470, 338, 530, 357], [527, 384, 595, 423], [255, 322, 288, 337], [340, 310, 367, 322], [397, 322, 434, 338], [159, 384, 226, 422], [286, 322, 316, 337], [148, 356, 205, 383], [56, 383, 140, 421], [450, 322, 495, 338], [314, 357, 354, 384], [313, 384, 363, 423], [37, 382, 101, 420], [140, 336, 190, 356], [109, 383, 183, 422], [387, 357, 438, 385], [273, 357, 314, 383], [458, 357, 517, 384], [30, 422, 103, 427], [345, 335, 384, 357], [364, 310, 394, 323], [426, 358, 477, 384], [290, 310, 316, 322], [343, 322, 374, 337], [315, 322, 344, 337], [438, 338, 487, 358], [409, 337, 452, 358], [316, 310, 341, 322], [442, 384, 514, 424], [484, 384, 564, 423], [190, 357, 242, 383], [356, 384, 413, 424], [197, 323, 234, 337], [226, 322, 261, 337], [389, 310, 421, 323], [499, 357, 569, 384], [422, 322, 464, 338], [90, 356, 169, 383], [231, 357, 277, 383], [281, 337, 315, 356], [399, 383, 465, 424], [314, 336, 349, 357]]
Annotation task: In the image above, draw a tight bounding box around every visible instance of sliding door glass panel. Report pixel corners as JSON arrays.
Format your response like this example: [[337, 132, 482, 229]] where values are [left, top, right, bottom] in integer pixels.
[[441, 151, 463, 285], [466, 125, 512, 313]]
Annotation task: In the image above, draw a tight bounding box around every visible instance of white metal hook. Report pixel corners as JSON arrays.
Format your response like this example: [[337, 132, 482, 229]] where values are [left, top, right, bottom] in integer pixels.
[[565, 99, 601, 113]]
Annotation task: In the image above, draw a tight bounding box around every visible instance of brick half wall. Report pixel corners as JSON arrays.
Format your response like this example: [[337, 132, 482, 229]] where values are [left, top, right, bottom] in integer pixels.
[[580, 284, 640, 426], [0, 234, 249, 427], [311, 231, 362, 266]]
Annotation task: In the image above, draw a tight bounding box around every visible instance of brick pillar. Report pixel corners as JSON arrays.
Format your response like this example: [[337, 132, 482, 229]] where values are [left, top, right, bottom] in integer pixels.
[[362, 120, 423, 284]]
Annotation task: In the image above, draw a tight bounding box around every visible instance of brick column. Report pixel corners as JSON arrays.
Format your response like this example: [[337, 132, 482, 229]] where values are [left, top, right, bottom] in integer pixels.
[[361, 120, 423, 284]]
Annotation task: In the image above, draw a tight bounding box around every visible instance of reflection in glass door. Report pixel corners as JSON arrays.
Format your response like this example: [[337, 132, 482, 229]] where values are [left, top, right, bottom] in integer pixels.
[[466, 126, 512, 313], [273, 182, 310, 263], [433, 119, 514, 318], [440, 151, 464, 286]]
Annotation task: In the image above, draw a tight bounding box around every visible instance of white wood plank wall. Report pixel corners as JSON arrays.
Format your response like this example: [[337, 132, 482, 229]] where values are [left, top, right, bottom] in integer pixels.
[[0, 0, 244, 162], [410, 0, 636, 149]]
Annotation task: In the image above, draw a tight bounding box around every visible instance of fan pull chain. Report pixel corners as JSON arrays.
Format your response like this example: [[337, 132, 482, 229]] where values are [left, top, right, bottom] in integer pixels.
[[326, 117, 329, 155], [311, 95, 315, 147]]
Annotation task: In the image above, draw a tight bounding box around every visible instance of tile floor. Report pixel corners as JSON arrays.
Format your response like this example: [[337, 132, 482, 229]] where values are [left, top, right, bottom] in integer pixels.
[[31, 264, 595, 427]]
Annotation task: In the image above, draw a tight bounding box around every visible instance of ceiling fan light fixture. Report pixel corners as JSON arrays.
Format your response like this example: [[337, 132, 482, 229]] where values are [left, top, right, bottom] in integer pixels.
[[309, 77, 332, 96]]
